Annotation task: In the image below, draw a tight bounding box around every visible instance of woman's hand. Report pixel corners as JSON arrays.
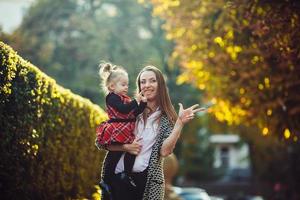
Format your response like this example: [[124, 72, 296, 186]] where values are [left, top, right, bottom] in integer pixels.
[[123, 137, 143, 155], [160, 103, 206, 157], [178, 103, 206, 124]]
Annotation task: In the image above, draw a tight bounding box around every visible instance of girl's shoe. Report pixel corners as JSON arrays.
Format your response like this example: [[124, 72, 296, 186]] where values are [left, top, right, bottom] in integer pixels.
[[99, 180, 112, 200]]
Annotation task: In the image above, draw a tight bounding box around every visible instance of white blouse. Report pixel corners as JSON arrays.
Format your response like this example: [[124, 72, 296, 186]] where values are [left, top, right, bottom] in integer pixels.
[[115, 108, 161, 173]]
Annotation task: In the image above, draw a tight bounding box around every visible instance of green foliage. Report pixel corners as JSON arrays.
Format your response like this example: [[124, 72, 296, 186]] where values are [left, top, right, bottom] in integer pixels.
[[0, 0, 215, 190], [0, 41, 107, 199], [150, 0, 300, 196], [150, 0, 300, 141], [3, 0, 174, 106]]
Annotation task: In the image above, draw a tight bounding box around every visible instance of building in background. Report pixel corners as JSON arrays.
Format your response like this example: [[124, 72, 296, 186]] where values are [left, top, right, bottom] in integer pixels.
[[210, 134, 251, 182]]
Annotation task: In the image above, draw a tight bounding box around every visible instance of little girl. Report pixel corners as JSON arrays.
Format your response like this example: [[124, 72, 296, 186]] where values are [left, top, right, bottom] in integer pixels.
[[95, 62, 147, 197]]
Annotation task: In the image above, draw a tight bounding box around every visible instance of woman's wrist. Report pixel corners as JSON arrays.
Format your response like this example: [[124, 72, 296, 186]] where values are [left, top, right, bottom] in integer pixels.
[[122, 143, 129, 152], [176, 117, 184, 128]]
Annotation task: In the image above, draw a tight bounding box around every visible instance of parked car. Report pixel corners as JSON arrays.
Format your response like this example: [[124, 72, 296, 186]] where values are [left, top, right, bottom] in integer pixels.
[[173, 186, 211, 200], [241, 196, 264, 200], [210, 196, 225, 200], [225, 195, 264, 200]]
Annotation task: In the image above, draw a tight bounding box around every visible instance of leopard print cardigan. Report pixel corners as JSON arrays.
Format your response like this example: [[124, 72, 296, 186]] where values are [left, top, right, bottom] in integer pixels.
[[96, 114, 174, 200], [141, 114, 173, 200]]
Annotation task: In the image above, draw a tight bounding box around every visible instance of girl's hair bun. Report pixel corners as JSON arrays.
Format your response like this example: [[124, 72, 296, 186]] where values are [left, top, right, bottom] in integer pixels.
[[99, 62, 114, 79]]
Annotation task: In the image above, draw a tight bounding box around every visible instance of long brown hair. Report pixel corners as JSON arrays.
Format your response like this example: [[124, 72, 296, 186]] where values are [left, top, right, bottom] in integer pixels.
[[136, 66, 177, 124]]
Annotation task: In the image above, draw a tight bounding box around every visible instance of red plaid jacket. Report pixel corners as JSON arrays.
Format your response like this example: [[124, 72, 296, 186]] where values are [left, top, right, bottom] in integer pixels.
[[96, 92, 146, 145]]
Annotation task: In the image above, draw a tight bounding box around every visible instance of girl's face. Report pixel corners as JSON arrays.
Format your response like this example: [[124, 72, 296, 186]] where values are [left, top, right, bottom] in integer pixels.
[[139, 71, 158, 101], [110, 74, 129, 96]]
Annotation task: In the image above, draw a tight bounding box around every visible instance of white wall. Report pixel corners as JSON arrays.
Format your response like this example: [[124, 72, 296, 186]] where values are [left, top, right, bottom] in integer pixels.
[[212, 137, 250, 169]]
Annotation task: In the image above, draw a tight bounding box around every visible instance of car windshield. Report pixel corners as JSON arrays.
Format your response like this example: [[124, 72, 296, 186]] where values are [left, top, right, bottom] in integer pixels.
[[180, 193, 211, 200], [176, 187, 211, 200]]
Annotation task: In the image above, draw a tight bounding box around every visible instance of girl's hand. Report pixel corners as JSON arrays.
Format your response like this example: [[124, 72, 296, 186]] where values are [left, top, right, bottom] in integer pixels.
[[136, 90, 147, 103], [141, 94, 147, 102], [136, 92, 142, 103], [123, 137, 142, 155], [178, 103, 206, 124]]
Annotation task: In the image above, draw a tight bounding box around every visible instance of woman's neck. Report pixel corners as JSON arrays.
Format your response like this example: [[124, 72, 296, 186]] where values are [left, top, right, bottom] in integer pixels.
[[144, 101, 159, 120], [147, 101, 158, 112]]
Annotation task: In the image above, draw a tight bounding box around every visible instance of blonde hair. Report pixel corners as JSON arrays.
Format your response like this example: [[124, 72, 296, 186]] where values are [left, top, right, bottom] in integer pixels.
[[136, 65, 177, 124], [98, 62, 127, 94]]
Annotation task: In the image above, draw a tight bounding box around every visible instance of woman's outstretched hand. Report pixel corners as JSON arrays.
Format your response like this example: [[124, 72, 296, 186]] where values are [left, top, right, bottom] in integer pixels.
[[124, 137, 143, 155], [178, 103, 206, 124]]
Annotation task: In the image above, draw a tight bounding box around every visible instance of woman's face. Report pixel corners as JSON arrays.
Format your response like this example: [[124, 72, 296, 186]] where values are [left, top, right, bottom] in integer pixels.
[[139, 70, 158, 102]]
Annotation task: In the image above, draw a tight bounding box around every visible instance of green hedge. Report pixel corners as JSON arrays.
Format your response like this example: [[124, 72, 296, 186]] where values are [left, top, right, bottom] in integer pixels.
[[0, 41, 107, 199]]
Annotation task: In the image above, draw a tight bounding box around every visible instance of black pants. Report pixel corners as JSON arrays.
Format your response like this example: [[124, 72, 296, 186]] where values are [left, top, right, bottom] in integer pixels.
[[111, 168, 148, 200], [103, 150, 136, 182]]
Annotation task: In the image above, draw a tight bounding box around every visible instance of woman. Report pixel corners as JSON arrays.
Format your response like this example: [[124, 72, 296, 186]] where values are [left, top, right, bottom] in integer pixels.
[[96, 66, 205, 200]]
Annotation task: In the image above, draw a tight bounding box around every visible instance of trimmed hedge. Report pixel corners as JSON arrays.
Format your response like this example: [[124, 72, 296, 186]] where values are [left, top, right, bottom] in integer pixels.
[[0, 41, 107, 199]]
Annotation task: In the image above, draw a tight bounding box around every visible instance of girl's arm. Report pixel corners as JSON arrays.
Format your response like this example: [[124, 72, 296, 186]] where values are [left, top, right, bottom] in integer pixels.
[[160, 104, 205, 157], [133, 101, 147, 116], [107, 93, 138, 114]]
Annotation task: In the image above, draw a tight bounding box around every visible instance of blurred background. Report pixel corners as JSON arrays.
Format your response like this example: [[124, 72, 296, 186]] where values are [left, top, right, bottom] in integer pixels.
[[1, 0, 299, 200]]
